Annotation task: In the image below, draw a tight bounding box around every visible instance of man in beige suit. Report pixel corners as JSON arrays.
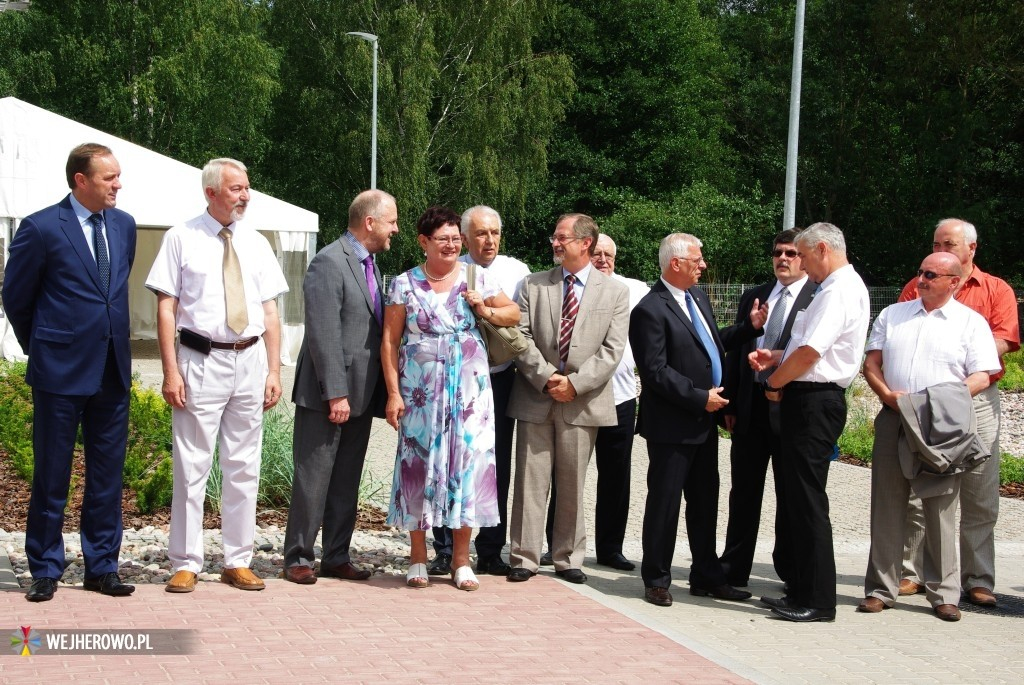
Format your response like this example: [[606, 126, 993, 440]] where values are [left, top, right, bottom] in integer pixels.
[[506, 214, 630, 584]]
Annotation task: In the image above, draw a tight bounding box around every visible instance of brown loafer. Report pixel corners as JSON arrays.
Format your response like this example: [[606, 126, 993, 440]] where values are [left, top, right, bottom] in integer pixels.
[[319, 561, 371, 581], [934, 603, 961, 621], [220, 567, 265, 591], [898, 579, 924, 596], [166, 570, 197, 593], [283, 565, 317, 585], [856, 597, 888, 613], [967, 587, 997, 607], [644, 586, 673, 607]]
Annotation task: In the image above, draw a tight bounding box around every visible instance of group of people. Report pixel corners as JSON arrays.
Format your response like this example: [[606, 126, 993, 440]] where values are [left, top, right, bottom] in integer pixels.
[[6, 143, 1019, 623]]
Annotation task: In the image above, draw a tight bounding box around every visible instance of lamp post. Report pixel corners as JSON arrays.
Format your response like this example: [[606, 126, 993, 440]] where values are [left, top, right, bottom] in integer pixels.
[[782, 0, 805, 231], [347, 31, 378, 190]]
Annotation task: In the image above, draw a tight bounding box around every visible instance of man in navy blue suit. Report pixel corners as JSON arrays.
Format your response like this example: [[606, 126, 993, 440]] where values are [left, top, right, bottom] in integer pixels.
[[3, 143, 137, 602]]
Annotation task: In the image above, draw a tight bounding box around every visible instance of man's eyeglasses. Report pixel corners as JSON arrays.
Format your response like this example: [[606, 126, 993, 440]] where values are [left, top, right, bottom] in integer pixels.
[[917, 269, 955, 280], [430, 236, 462, 245], [549, 235, 581, 245], [772, 249, 798, 259]]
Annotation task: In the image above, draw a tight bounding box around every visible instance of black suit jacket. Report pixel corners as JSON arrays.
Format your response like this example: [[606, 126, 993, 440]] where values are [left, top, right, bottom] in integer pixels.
[[721, 279, 815, 434], [629, 281, 760, 445]]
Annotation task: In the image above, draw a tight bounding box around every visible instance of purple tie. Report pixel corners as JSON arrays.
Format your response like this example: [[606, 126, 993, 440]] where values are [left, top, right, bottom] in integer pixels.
[[363, 255, 382, 324]]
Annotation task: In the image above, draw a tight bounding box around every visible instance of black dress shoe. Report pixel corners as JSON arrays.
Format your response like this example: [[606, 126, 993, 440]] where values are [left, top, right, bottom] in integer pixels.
[[596, 553, 636, 571], [26, 577, 58, 602], [644, 586, 673, 607], [759, 595, 796, 610], [689, 584, 751, 601], [539, 551, 553, 566], [83, 572, 135, 597], [476, 556, 512, 576], [507, 568, 535, 582], [770, 605, 836, 622], [428, 553, 453, 576], [555, 568, 588, 584]]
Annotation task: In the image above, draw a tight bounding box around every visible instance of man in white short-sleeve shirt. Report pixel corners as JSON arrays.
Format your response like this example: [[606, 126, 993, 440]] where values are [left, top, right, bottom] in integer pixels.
[[146, 158, 289, 594], [860, 251, 999, 622]]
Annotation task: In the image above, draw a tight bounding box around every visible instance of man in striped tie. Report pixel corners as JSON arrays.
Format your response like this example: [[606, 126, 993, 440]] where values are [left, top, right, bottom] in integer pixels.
[[506, 214, 630, 584]]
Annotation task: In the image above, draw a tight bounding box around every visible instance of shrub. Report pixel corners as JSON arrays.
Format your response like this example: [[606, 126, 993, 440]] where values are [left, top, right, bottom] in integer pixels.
[[1001, 453, 1024, 486], [999, 350, 1023, 392], [0, 361, 35, 480], [125, 381, 175, 511]]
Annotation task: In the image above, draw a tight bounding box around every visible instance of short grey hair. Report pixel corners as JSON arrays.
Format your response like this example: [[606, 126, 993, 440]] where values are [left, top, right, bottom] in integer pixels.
[[596, 234, 617, 256], [461, 205, 502, 235], [201, 158, 247, 193], [348, 189, 396, 228], [936, 218, 978, 245], [659, 233, 702, 272], [797, 222, 846, 254]]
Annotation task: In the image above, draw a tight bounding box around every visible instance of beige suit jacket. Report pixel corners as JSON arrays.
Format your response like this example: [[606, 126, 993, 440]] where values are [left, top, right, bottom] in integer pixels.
[[508, 266, 629, 426]]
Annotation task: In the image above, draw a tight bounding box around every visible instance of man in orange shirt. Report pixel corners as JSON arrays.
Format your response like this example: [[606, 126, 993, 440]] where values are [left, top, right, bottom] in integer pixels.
[[896, 218, 1020, 607]]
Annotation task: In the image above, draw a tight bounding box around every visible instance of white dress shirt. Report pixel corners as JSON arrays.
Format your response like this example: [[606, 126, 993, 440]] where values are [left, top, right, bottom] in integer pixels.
[[610, 273, 650, 404]]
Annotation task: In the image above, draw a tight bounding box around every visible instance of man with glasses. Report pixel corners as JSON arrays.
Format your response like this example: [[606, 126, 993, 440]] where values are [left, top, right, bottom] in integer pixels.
[[859, 252, 999, 622], [896, 218, 1020, 607], [506, 214, 629, 584], [630, 233, 766, 607], [720, 229, 814, 590]]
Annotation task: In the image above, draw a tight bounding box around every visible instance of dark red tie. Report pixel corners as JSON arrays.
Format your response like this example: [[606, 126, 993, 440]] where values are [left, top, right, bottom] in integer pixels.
[[559, 274, 578, 366]]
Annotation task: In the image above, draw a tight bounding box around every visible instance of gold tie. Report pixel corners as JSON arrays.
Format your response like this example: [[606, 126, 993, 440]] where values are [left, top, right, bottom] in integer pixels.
[[219, 228, 249, 335]]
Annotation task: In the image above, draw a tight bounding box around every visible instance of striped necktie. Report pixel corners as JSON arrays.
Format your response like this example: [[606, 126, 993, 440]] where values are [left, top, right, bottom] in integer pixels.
[[559, 274, 579, 366]]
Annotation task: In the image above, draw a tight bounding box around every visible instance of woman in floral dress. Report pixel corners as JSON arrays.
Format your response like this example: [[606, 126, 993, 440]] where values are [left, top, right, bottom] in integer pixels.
[[381, 206, 520, 591]]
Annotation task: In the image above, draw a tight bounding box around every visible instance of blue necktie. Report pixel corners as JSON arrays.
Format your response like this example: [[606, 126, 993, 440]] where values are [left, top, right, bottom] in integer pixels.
[[685, 291, 721, 387], [88, 213, 109, 296]]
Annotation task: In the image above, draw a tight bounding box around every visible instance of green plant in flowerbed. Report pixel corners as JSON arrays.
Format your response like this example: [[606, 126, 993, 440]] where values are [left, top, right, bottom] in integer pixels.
[[999, 349, 1023, 392], [0, 361, 35, 480]]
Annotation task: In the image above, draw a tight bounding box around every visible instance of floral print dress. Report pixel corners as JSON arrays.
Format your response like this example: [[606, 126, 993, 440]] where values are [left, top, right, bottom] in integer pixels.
[[385, 263, 500, 531]]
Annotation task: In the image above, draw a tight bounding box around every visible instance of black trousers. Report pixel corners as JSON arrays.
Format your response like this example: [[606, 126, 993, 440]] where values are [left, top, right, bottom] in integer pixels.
[[433, 365, 515, 558], [720, 386, 792, 586], [778, 382, 846, 609], [640, 432, 726, 590]]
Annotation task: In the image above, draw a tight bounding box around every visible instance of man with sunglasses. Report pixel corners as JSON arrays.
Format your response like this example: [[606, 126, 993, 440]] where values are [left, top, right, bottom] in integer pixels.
[[720, 229, 815, 590], [896, 219, 1020, 607], [860, 252, 1000, 621]]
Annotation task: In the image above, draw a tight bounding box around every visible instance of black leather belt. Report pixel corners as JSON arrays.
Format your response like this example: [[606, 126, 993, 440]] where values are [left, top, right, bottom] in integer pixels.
[[210, 337, 259, 351], [786, 381, 842, 392]]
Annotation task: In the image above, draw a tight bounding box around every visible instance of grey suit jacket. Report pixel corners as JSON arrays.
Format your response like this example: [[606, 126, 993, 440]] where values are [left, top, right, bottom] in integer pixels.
[[291, 235, 385, 418], [508, 266, 629, 427]]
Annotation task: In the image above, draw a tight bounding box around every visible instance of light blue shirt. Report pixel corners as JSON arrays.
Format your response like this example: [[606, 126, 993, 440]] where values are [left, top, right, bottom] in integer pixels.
[[68, 193, 107, 263]]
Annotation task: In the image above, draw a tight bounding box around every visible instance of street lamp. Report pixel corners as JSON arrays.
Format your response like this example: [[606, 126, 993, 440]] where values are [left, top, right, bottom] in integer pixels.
[[782, 0, 805, 230], [347, 31, 379, 190]]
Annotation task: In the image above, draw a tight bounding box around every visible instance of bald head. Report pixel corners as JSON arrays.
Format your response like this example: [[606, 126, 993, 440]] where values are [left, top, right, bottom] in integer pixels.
[[917, 251, 962, 311]]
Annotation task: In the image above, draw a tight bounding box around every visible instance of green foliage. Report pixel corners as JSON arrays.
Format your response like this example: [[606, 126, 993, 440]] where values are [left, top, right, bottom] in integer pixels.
[[124, 382, 175, 512], [0, 362, 35, 480], [1001, 454, 1024, 486], [838, 388, 876, 463], [998, 350, 1024, 392]]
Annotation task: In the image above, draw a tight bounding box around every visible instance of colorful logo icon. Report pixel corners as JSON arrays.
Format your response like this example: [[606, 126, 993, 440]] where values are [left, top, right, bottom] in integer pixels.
[[11, 626, 41, 656]]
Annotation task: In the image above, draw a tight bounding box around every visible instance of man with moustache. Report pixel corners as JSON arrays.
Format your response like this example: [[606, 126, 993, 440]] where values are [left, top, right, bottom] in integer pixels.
[[4, 143, 137, 602], [720, 229, 814, 589], [506, 214, 629, 584], [860, 252, 999, 622], [630, 233, 765, 607], [147, 158, 289, 593], [282, 190, 399, 585], [896, 219, 1020, 607]]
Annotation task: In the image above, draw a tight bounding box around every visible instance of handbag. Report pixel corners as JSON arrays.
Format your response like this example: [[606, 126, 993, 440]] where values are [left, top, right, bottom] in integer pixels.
[[467, 263, 528, 366]]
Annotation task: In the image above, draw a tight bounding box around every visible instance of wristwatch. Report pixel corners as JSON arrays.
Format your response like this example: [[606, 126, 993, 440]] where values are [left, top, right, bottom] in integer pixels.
[[763, 381, 783, 399]]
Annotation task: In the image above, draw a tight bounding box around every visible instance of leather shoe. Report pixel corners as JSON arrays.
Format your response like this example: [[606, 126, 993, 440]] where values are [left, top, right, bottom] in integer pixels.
[[540, 551, 553, 566], [770, 605, 836, 622], [898, 578, 924, 596], [966, 587, 997, 607], [220, 567, 266, 591], [83, 572, 135, 597], [759, 595, 796, 610], [644, 586, 673, 607], [283, 565, 317, 585], [428, 553, 452, 576], [165, 570, 197, 593], [690, 584, 751, 601], [935, 603, 962, 621], [856, 597, 888, 613], [319, 561, 371, 581], [555, 568, 588, 584], [506, 568, 535, 582], [597, 553, 636, 571], [476, 556, 512, 576], [26, 577, 58, 602]]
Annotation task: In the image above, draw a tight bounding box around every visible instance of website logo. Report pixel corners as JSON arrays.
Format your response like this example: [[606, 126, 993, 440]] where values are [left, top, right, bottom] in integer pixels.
[[11, 626, 41, 656]]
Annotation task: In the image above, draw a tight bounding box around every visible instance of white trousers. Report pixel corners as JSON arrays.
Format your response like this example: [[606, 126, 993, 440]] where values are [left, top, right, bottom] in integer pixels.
[[169, 342, 267, 573]]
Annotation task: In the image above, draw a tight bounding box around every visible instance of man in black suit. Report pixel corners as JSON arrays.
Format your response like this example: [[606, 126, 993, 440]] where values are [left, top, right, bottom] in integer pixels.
[[720, 229, 814, 588], [630, 233, 766, 607]]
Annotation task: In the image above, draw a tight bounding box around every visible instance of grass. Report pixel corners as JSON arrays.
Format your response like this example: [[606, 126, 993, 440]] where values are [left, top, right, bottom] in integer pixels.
[[999, 349, 1024, 392]]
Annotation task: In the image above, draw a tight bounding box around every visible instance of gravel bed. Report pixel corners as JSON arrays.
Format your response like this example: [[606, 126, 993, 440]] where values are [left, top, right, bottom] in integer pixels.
[[1000, 390, 1024, 458]]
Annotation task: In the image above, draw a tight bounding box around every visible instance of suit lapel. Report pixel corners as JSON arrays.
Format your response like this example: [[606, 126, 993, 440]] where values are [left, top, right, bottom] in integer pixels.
[[691, 287, 724, 355], [545, 267, 562, 336], [58, 199, 103, 293], [341, 238, 376, 317], [780, 280, 815, 348], [105, 211, 120, 293], [655, 285, 702, 349]]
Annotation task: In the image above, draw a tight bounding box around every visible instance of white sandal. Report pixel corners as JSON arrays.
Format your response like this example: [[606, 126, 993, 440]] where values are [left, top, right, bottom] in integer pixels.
[[451, 565, 480, 592], [407, 563, 429, 588]]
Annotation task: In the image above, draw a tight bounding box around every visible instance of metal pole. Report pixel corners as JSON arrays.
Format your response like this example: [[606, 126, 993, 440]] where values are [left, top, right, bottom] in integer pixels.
[[783, 0, 805, 231], [370, 37, 378, 190]]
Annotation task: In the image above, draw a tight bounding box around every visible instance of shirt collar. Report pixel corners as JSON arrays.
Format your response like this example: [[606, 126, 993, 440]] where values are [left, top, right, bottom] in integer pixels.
[[200, 210, 236, 236], [343, 231, 371, 262], [563, 262, 593, 286], [68, 193, 98, 226]]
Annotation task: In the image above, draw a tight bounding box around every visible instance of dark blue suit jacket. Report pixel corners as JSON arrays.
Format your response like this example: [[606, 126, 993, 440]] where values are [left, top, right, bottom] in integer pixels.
[[3, 194, 137, 395]]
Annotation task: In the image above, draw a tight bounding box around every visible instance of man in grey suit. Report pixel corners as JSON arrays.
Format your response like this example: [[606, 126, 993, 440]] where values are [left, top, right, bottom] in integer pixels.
[[506, 213, 629, 584], [282, 190, 400, 584]]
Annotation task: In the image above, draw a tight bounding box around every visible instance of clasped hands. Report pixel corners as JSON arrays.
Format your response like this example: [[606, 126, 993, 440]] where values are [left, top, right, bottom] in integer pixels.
[[546, 373, 576, 402]]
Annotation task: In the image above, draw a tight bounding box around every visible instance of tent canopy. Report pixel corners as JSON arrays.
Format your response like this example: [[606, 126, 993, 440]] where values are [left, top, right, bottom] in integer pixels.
[[0, 97, 317, 363]]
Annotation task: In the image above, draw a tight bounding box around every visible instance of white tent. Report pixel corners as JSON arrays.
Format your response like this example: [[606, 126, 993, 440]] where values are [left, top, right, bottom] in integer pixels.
[[0, 97, 317, 364]]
